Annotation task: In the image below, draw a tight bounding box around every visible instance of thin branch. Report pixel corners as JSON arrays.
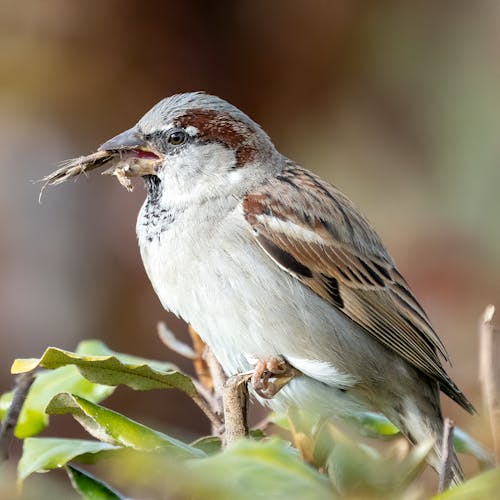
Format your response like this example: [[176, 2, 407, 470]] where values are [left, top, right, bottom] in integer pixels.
[[192, 379, 215, 407], [157, 323, 224, 433], [204, 347, 226, 417], [157, 322, 196, 359], [222, 373, 251, 447], [438, 418, 455, 492], [191, 394, 224, 436], [479, 304, 499, 464], [188, 326, 227, 434], [0, 371, 36, 461]]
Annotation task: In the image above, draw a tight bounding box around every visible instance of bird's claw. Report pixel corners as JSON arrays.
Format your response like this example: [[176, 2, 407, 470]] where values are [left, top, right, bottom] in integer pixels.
[[250, 356, 300, 399]]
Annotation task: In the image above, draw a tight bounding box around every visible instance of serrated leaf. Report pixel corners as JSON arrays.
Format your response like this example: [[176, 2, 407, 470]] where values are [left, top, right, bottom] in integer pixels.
[[432, 468, 500, 500], [66, 465, 125, 500], [18, 437, 121, 484], [0, 341, 115, 438], [11, 345, 196, 397], [46, 393, 203, 458]]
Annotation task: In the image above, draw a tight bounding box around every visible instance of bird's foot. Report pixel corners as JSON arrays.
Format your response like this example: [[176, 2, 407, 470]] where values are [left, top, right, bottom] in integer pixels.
[[251, 356, 300, 399]]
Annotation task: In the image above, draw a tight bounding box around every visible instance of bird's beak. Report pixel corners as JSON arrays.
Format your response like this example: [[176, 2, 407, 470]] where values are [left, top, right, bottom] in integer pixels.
[[98, 127, 161, 164], [98, 127, 146, 151]]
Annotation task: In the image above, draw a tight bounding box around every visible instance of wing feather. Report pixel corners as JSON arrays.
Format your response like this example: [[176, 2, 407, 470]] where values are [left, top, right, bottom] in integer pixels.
[[243, 165, 474, 413]]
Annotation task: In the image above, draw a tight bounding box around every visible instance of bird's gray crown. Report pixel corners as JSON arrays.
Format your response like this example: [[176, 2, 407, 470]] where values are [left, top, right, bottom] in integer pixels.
[[137, 92, 267, 137]]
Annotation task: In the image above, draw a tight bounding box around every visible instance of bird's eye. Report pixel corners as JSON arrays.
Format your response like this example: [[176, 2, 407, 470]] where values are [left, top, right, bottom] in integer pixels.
[[167, 130, 187, 146]]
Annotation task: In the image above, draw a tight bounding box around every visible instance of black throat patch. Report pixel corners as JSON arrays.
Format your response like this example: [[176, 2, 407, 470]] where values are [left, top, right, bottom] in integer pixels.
[[143, 175, 161, 202], [140, 175, 179, 242]]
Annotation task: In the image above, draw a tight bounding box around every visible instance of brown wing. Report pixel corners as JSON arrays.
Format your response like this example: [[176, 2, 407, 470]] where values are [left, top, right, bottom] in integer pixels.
[[243, 165, 474, 413]]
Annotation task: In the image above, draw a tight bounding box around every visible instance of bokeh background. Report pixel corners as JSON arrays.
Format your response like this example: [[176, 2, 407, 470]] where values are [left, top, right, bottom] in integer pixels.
[[1, 0, 499, 485]]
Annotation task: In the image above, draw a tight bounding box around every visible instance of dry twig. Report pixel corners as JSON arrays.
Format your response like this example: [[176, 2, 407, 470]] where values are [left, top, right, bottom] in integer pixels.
[[0, 372, 35, 461], [479, 304, 499, 463], [438, 418, 455, 492], [158, 322, 196, 360]]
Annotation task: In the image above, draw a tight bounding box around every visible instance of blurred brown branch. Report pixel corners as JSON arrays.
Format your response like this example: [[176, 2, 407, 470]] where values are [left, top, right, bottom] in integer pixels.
[[160, 323, 252, 444], [158, 323, 223, 434], [0, 372, 35, 461], [479, 305, 499, 464]]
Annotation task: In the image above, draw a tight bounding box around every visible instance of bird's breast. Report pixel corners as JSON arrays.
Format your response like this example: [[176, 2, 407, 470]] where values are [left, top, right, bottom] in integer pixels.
[[135, 199, 373, 383]]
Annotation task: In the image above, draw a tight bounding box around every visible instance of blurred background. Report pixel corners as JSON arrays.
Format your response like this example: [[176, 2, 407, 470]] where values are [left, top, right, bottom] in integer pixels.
[[0, 0, 498, 480]]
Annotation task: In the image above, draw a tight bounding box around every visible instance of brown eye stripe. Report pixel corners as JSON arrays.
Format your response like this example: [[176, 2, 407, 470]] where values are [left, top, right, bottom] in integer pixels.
[[175, 109, 257, 167]]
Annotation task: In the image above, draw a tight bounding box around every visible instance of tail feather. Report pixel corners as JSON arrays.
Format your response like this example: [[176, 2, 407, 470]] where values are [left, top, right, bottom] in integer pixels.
[[389, 397, 464, 486]]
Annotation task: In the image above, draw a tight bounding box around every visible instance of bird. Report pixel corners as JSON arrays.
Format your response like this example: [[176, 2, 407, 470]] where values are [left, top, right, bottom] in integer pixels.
[[95, 92, 474, 481]]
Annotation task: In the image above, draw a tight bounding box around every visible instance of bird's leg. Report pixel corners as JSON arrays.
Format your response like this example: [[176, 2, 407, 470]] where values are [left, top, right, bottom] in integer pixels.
[[251, 356, 300, 399]]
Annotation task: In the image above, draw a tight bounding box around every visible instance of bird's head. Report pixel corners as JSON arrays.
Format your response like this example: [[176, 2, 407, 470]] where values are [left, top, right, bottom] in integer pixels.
[[98, 92, 279, 203]]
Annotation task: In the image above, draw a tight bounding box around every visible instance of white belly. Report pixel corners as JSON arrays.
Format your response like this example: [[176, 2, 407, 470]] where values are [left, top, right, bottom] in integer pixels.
[[136, 199, 380, 417], [138, 203, 297, 371]]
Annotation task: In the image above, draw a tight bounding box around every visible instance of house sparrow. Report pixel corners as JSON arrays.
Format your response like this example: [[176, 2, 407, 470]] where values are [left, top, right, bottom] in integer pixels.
[[72, 92, 475, 480]]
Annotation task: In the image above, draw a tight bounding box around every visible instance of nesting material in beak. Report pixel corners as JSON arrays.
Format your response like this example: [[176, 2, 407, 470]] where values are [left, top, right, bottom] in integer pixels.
[[39, 148, 163, 198]]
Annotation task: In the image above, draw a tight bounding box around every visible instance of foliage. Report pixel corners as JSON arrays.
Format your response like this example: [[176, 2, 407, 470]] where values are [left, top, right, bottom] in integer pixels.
[[0, 340, 497, 499]]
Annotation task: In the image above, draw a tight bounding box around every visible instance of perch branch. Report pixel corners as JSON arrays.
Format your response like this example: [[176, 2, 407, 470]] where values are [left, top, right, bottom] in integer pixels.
[[0, 371, 35, 461], [222, 372, 251, 447], [479, 304, 499, 464], [438, 418, 455, 493]]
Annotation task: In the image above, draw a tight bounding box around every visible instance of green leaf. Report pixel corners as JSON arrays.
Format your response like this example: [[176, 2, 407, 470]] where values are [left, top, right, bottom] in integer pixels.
[[268, 412, 291, 431], [352, 411, 400, 437], [18, 437, 120, 484], [453, 427, 493, 467], [66, 465, 125, 500], [187, 438, 334, 500], [11, 344, 196, 397], [190, 436, 222, 455], [46, 393, 203, 458], [326, 423, 432, 497], [0, 340, 115, 438], [352, 412, 492, 466], [432, 468, 500, 500]]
